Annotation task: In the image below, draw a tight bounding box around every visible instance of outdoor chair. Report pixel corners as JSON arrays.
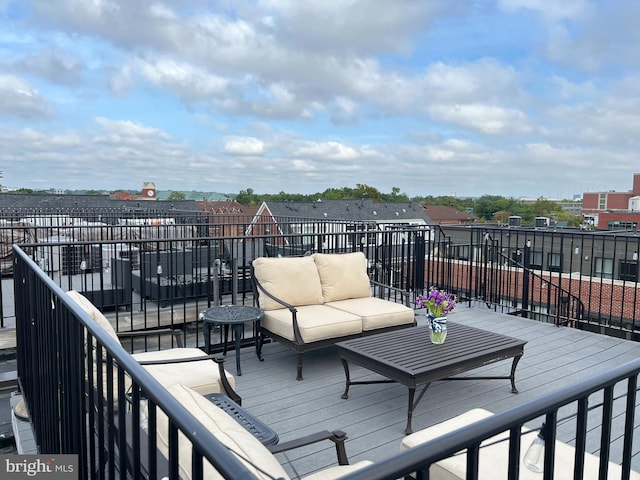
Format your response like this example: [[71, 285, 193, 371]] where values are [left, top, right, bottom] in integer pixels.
[[144, 383, 373, 480], [67, 290, 241, 404], [400, 408, 640, 480]]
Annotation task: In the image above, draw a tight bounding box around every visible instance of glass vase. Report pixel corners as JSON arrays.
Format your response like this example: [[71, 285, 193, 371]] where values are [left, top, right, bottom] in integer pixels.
[[428, 314, 447, 344]]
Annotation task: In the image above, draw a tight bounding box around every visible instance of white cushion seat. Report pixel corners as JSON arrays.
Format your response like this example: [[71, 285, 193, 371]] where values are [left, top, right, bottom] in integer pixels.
[[401, 408, 640, 480], [326, 297, 415, 331], [67, 290, 235, 398], [132, 348, 236, 395], [262, 305, 363, 343]]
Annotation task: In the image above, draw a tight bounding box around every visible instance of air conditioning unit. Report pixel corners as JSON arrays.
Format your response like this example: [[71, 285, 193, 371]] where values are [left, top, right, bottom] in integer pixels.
[[91, 244, 140, 270]]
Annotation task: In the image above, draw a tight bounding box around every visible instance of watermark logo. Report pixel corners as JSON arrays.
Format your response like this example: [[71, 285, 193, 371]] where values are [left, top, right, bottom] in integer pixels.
[[0, 455, 77, 479]]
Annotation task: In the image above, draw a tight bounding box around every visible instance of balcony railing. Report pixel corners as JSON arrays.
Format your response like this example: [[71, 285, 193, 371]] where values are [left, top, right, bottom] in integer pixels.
[[1, 214, 639, 337], [13, 240, 640, 479]]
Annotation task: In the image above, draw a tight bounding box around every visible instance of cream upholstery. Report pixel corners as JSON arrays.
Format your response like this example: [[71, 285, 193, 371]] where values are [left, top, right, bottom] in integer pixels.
[[67, 290, 235, 398], [262, 305, 362, 343], [326, 297, 415, 331], [132, 348, 235, 395], [313, 252, 371, 302], [158, 384, 373, 480], [252, 256, 324, 311], [401, 408, 640, 480]]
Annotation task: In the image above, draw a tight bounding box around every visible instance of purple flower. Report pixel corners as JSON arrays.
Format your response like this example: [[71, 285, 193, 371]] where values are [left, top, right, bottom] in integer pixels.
[[414, 287, 457, 317]]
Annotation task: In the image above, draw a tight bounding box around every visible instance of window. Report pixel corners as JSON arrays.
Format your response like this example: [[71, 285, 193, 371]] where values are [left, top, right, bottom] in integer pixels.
[[529, 251, 543, 269], [607, 221, 638, 231], [599, 193, 607, 210], [594, 257, 613, 279], [456, 245, 469, 261], [619, 261, 638, 282], [547, 252, 563, 273]]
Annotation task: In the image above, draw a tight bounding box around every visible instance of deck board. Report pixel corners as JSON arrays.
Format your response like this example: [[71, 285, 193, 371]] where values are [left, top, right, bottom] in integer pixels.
[[223, 305, 640, 478]]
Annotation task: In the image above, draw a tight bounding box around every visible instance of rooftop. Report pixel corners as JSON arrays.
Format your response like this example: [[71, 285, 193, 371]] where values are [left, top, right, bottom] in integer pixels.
[[194, 306, 640, 477]]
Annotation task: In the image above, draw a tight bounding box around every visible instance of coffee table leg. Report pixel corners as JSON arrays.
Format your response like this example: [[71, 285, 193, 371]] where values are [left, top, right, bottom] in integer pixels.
[[405, 387, 416, 435], [510, 354, 523, 393], [340, 359, 351, 399], [232, 324, 242, 376]]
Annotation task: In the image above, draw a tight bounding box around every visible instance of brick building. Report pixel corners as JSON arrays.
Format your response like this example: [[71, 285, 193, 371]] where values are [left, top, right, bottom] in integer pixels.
[[582, 173, 640, 230]]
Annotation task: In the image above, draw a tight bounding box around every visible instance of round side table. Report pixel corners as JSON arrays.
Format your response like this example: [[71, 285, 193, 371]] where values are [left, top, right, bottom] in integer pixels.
[[199, 305, 264, 375]]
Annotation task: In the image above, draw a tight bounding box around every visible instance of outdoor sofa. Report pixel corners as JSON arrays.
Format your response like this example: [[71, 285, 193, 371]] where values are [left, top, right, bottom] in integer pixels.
[[251, 251, 416, 380]]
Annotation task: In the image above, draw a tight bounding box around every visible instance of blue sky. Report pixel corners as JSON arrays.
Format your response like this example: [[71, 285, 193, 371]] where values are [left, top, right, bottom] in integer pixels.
[[0, 0, 639, 199]]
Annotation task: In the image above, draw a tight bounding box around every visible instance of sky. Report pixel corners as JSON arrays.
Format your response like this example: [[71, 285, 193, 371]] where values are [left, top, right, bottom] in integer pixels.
[[0, 0, 639, 199]]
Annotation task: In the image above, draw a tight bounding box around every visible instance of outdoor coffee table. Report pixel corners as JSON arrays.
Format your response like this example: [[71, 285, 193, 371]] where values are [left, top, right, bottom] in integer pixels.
[[337, 322, 527, 434]]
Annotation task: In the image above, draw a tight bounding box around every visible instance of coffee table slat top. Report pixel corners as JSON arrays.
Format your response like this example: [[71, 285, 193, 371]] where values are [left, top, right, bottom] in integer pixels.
[[337, 323, 526, 384]]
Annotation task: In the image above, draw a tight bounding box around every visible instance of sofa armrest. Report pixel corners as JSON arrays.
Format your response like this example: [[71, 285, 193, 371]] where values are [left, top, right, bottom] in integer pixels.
[[254, 278, 297, 313], [267, 429, 350, 465], [117, 328, 185, 348], [370, 279, 412, 307], [136, 355, 241, 405]]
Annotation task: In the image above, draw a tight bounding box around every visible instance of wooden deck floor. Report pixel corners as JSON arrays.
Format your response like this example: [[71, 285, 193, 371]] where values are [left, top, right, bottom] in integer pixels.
[[221, 305, 640, 479]]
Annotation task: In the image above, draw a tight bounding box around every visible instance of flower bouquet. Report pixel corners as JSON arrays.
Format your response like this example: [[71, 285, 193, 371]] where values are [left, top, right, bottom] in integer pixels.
[[415, 287, 456, 344]]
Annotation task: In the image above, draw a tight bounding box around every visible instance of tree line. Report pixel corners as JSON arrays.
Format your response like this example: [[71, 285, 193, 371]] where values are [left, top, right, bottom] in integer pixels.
[[235, 184, 583, 227]]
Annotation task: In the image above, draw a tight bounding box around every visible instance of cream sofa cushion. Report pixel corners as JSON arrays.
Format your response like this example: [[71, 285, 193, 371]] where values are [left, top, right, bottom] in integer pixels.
[[158, 384, 289, 480], [401, 408, 640, 480], [262, 305, 362, 343], [67, 290, 120, 343], [253, 256, 324, 311], [313, 252, 372, 302], [326, 297, 415, 331], [132, 348, 235, 396]]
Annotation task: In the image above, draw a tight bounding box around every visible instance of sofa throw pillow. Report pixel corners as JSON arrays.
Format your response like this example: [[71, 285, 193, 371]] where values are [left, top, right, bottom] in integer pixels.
[[313, 252, 372, 302], [252, 256, 324, 311]]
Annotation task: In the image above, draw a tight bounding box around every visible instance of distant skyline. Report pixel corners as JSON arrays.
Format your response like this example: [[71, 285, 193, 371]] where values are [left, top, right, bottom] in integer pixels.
[[1, 1, 639, 198]]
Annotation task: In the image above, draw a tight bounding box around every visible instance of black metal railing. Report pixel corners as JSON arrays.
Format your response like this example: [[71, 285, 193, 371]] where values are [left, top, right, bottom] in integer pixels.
[[13, 242, 640, 479], [13, 245, 257, 479], [1, 213, 639, 335]]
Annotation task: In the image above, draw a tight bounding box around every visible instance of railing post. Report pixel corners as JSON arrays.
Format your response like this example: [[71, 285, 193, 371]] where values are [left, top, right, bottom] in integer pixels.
[[522, 240, 531, 318]]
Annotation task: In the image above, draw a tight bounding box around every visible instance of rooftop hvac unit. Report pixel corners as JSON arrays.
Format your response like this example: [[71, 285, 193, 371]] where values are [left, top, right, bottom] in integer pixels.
[[535, 217, 550, 228], [91, 243, 140, 270], [37, 235, 88, 274], [508, 216, 522, 227]]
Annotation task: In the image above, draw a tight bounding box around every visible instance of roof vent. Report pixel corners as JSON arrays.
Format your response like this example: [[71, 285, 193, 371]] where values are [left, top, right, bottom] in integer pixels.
[[373, 211, 377, 215]]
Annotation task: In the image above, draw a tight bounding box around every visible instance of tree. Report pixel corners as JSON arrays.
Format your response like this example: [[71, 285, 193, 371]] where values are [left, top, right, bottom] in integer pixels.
[[167, 191, 186, 201]]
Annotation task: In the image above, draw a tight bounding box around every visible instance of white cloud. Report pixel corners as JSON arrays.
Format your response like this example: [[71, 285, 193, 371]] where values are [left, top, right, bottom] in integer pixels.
[[223, 137, 266, 155], [0, 74, 53, 119]]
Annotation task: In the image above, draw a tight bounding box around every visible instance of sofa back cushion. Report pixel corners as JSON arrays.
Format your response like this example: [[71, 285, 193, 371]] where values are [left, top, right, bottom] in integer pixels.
[[157, 384, 289, 480], [67, 290, 121, 344], [313, 252, 372, 302], [252, 256, 324, 310]]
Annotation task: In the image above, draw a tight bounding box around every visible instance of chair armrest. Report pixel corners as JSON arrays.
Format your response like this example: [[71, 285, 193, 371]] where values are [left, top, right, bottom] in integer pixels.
[[117, 328, 184, 348], [254, 280, 297, 313], [136, 355, 242, 405], [370, 279, 412, 307], [267, 430, 349, 465]]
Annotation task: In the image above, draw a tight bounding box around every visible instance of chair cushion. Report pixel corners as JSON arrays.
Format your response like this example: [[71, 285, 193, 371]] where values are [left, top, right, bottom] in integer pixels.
[[253, 256, 324, 311], [262, 305, 362, 343], [313, 252, 372, 302], [326, 297, 415, 331], [302, 461, 375, 479], [157, 384, 289, 480], [132, 348, 235, 396], [401, 408, 640, 480], [67, 290, 120, 344]]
